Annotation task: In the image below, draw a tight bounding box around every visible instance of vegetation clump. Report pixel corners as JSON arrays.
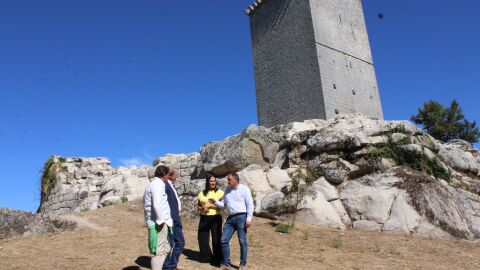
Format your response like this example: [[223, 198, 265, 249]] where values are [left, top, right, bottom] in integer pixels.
[[331, 238, 342, 249], [41, 156, 59, 198], [275, 223, 291, 234], [367, 131, 451, 181]]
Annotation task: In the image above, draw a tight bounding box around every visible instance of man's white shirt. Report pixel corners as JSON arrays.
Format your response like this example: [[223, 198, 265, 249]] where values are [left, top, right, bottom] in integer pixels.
[[143, 177, 173, 227], [214, 184, 254, 222]]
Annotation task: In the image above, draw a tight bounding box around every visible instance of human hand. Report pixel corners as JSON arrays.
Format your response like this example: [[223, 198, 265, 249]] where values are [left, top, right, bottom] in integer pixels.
[[246, 221, 252, 229], [208, 198, 216, 204]]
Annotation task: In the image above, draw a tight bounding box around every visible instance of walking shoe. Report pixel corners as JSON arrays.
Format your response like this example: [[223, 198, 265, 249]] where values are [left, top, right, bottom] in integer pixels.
[[220, 264, 231, 270], [239, 265, 247, 270]]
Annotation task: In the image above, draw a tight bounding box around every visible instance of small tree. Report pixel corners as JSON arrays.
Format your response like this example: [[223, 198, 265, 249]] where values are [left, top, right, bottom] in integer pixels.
[[411, 100, 480, 144], [285, 167, 318, 230]]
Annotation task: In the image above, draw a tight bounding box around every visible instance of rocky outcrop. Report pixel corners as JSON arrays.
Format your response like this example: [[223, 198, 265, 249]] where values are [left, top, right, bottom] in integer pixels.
[[0, 208, 75, 239], [200, 125, 281, 175], [36, 114, 480, 240]]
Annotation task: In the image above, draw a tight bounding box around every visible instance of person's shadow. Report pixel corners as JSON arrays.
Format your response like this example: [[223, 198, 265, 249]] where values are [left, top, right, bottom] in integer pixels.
[[122, 256, 150, 270], [182, 248, 206, 264], [124, 250, 236, 269]]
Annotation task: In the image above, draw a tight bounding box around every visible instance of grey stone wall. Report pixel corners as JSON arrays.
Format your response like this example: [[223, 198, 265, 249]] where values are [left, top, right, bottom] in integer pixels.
[[310, 0, 383, 119], [250, 0, 326, 128], [248, 0, 383, 127]]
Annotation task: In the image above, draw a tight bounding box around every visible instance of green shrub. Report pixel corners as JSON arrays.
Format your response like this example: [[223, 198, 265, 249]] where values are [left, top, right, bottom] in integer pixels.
[[275, 223, 291, 234], [331, 238, 342, 249], [120, 196, 129, 203], [389, 125, 412, 136], [305, 167, 325, 184], [41, 156, 58, 197], [367, 133, 451, 182]]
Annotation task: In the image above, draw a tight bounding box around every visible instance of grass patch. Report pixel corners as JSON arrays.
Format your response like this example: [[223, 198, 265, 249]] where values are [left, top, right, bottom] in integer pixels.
[[275, 223, 291, 234], [301, 231, 310, 240], [331, 238, 342, 249], [120, 196, 129, 203], [248, 235, 264, 248]]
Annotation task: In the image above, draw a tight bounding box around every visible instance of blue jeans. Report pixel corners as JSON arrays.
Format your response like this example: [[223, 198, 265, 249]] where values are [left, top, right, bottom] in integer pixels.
[[163, 219, 185, 270], [221, 214, 248, 267]]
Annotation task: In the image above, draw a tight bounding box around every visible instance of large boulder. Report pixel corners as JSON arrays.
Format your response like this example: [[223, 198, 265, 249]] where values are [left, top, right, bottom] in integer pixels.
[[99, 174, 149, 206], [200, 125, 281, 175], [319, 159, 360, 185], [237, 164, 273, 212], [438, 140, 480, 176], [382, 191, 421, 233], [266, 167, 292, 190], [297, 192, 346, 230], [340, 179, 400, 224]]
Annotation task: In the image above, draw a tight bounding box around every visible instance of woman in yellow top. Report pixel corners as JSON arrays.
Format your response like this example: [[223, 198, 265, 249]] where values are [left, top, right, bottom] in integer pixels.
[[197, 174, 224, 267]]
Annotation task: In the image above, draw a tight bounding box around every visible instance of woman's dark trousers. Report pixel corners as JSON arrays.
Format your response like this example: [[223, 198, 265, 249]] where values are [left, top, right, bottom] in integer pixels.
[[198, 215, 223, 266]]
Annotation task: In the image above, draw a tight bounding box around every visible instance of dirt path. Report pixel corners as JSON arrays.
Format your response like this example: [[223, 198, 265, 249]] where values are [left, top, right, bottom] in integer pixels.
[[1, 201, 479, 270]]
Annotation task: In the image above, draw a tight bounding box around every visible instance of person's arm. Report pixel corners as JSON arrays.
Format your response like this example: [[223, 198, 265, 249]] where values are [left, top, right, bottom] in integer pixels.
[[197, 199, 209, 212], [209, 196, 225, 208], [245, 186, 254, 228], [209, 194, 224, 209]]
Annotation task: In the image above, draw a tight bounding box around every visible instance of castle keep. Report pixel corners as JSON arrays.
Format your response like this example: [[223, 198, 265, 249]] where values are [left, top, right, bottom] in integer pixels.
[[245, 0, 383, 127]]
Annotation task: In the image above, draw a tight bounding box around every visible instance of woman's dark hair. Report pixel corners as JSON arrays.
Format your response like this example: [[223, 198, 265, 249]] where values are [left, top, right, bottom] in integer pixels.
[[203, 173, 218, 196], [154, 165, 170, 178]]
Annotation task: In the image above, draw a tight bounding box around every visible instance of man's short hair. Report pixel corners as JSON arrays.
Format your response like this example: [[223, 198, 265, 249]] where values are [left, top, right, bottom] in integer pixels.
[[154, 165, 170, 178], [168, 168, 177, 177], [227, 172, 240, 182]]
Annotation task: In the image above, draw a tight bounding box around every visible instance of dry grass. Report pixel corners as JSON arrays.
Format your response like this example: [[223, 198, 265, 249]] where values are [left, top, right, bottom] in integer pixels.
[[1, 200, 480, 270]]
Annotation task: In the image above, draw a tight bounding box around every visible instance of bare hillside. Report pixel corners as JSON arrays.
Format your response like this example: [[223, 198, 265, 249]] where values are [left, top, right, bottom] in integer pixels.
[[1, 200, 479, 270]]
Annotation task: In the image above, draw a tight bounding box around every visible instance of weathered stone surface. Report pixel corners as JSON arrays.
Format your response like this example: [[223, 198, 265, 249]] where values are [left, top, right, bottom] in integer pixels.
[[266, 167, 292, 190], [340, 171, 402, 223], [382, 191, 421, 233], [438, 140, 480, 175], [415, 220, 455, 240], [237, 164, 273, 212], [260, 191, 285, 211], [312, 177, 339, 202], [320, 159, 359, 184], [200, 125, 280, 175], [99, 175, 149, 206], [273, 148, 288, 168], [353, 220, 382, 232], [330, 199, 351, 226], [0, 208, 76, 239], [297, 192, 345, 230], [272, 119, 326, 143]]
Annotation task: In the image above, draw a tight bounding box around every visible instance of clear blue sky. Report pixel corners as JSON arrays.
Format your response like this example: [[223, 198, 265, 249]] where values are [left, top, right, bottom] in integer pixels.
[[1, 0, 479, 211]]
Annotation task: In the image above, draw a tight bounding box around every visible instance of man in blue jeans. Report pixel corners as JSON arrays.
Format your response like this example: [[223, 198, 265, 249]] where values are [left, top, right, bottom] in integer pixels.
[[163, 169, 185, 270], [210, 173, 254, 270]]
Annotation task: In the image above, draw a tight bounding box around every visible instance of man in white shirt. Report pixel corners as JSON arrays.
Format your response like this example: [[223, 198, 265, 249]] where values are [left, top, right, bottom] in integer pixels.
[[209, 173, 254, 270], [144, 165, 173, 270]]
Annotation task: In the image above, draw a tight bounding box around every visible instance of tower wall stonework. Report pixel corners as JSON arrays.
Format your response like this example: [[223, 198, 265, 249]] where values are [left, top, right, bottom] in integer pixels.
[[248, 0, 383, 127]]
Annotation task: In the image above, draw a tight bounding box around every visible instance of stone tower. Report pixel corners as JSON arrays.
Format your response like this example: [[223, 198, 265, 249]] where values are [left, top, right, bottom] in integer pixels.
[[245, 0, 383, 127]]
